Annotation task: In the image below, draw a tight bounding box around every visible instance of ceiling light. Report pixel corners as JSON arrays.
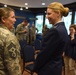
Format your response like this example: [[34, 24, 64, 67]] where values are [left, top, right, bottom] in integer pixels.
[[25, 7, 28, 9], [4, 4, 7, 7], [20, 7, 23, 10], [25, 3, 28, 5], [42, 3, 45, 5]]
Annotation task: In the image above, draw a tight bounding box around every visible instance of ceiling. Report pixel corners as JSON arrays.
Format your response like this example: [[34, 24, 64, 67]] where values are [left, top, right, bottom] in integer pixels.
[[0, 0, 76, 8]]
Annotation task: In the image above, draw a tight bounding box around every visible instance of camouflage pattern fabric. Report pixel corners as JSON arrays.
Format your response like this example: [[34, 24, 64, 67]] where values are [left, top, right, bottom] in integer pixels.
[[16, 24, 27, 41], [0, 25, 21, 75], [30, 27, 38, 44]]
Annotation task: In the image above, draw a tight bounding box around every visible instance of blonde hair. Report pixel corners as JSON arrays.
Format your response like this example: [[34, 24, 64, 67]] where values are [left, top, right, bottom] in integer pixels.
[[47, 2, 69, 17], [0, 7, 15, 22]]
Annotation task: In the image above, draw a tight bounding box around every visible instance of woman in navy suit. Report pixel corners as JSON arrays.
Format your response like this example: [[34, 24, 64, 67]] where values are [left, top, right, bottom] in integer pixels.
[[33, 2, 69, 75]]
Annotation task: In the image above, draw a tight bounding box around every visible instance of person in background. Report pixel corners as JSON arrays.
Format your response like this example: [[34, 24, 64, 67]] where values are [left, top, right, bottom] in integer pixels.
[[42, 25, 49, 38], [16, 19, 28, 42], [0, 7, 21, 75], [33, 2, 69, 75], [25, 23, 30, 44], [64, 24, 76, 75], [30, 23, 38, 44]]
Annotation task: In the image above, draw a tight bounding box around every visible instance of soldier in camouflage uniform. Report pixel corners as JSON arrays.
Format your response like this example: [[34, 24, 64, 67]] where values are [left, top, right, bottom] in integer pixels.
[[42, 25, 49, 38], [0, 7, 21, 75], [30, 24, 38, 44], [16, 20, 29, 42]]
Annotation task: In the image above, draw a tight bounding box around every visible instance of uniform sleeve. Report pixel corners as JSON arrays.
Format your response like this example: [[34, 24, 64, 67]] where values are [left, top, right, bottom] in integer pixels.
[[34, 29, 61, 73], [4, 39, 21, 75]]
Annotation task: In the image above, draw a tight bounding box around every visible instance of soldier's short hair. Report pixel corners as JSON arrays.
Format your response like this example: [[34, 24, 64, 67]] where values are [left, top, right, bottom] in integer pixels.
[[23, 19, 28, 23]]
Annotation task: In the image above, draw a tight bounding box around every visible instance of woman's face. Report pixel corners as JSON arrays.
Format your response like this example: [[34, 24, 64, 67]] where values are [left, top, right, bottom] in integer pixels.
[[3, 11, 16, 30], [46, 8, 59, 25]]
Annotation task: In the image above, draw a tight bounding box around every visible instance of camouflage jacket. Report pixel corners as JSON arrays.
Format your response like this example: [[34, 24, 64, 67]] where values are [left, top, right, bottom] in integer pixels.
[[16, 24, 28, 41], [0, 25, 21, 75]]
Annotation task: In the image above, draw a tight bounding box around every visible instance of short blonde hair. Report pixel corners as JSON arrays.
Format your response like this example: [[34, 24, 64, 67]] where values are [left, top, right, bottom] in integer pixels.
[[47, 2, 69, 17]]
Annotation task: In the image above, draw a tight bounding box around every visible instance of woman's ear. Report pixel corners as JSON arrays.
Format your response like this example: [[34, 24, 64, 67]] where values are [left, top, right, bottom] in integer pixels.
[[57, 10, 61, 16], [56, 10, 61, 18], [1, 17, 5, 23]]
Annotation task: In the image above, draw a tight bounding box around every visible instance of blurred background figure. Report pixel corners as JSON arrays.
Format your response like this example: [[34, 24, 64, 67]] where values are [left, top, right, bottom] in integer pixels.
[[30, 23, 38, 44], [25, 23, 30, 44], [64, 24, 76, 75], [42, 25, 49, 38], [16, 20, 29, 42]]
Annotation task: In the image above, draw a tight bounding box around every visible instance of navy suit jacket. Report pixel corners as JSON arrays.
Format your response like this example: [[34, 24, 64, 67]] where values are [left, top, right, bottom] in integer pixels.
[[33, 22, 68, 75]]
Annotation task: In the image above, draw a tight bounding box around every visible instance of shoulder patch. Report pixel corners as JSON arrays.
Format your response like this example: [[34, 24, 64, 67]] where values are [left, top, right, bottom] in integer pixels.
[[7, 42, 17, 59]]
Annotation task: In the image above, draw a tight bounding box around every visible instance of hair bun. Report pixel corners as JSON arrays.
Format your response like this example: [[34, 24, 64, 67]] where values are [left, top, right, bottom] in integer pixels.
[[63, 7, 69, 17]]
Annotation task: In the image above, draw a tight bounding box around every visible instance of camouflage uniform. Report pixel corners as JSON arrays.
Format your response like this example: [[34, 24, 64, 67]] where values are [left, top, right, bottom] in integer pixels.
[[10, 26, 15, 34], [0, 25, 21, 75], [16, 24, 28, 41], [25, 25, 30, 44], [30, 27, 38, 44]]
